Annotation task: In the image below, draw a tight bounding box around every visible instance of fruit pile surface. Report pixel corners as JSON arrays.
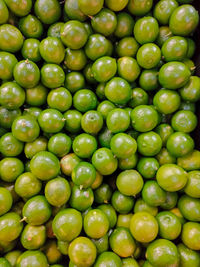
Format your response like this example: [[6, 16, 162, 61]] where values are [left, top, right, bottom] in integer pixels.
[[0, 0, 200, 266]]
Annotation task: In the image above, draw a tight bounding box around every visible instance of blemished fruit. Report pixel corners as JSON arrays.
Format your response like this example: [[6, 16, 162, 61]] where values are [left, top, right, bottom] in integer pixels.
[[0, 0, 199, 266]]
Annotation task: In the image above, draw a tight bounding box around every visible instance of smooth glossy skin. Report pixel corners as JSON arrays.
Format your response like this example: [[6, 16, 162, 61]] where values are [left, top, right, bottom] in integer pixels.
[[162, 36, 188, 62], [91, 234, 109, 255], [134, 17, 159, 45], [129, 87, 148, 108], [153, 0, 178, 25], [73, 133, 97, 158], [73, 89, 97, 112], [70, 186, 94, 212], [155, 123, 174, 146], [0, 52, 18, 80], [12, 115, 40, 143], [0, 82, 25, 110], [94, 183, 112, 204], [131, 105, 159, 132], [41, 64, 65, 89], [116, 170, 143, 196], [48, 22, 64, 38], [64, 48, 87, 71], [169, 4, 199, 36], [159, 62, 191, 90], [146, 239, 180, 267], [61, 20, 88, 49], [111, 190, 134, 214], [178, 243, 200, 267], [0, 107, 21, 130], [47, 88, 72, 112], [130, 212, 158, 243], [178, 195, 200, 222], [160, 192, 178, 210], [137, 131, 162, 156], [5, 0, 32, 16], [157, 164, 188, 192], [64, 0, 86, 21], [60, 153, 81, 176], [16, 250, 48, 267], [22, 39, 41, 62], [21, 224, 46, 250], [0, 133, 24, 157], [106, 108, 130, 133], [5, 251, 22, 267], [98, 204, 117, 229], [0, 188, 12, 216], [19, 15, 43, 38], [34, 0, 61, 24], [0, 24, 24, 52], [118, 57, 140, 82], [22, 195, 51, 225], [98, 127, 113, 148], [24, 137, 47, 159], [177, 150, 200, 171], [40, 37, 65, 64], [119, 153, 138, 170], [15, 172, 42, 199], [137, 157, 159, 179], [105, 0, 128, 11], [179, 76, 200, 102], [156, 211, 182, 240], [65, 72, 85, 93], [0, 212, 23, 242], [171, 110, 197, 133], [184, 171, 200, 198], [110, 227, 136, 258], [45, 177, 71, 207], [116, 37, 139, 57], [14, 60, 40, 89], [69, 237, 97, 267], [26, 84, 48, 107], [30, 151, 60, 181], [85, 34, 109, 61], [38, 109, 64, 133], [153, 89, 181, 114], [156, 26, 173, 47], [167, 132, 194, 157], [92, 57, 117, 83], [81, 110, 103, 135], [0, 0, 9, 24], [0, 158, 24, 182], [64, 110, 82, 134], [137, 43, 161, 69], [117, 213, 133, 228], [97, 100, 115, 120], [94, 251, 122, 267], [110, 133, 137, 159], [142, 180, 167, 206], [114, 12, 135, 38], [139, 69, 159, 91], [91, 8, 117, 37], [52, 209, 82, 242], [92, 148, 118, 175], [128, 0, 153, 16], [134, 198, 158, 216], [182, 222, 200, 250], [79, 0, 104, 15], [72, 162, 96, 189]]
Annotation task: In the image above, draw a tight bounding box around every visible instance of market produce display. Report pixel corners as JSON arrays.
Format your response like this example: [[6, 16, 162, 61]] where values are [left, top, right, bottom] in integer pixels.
[[0, 0, 200, 266]]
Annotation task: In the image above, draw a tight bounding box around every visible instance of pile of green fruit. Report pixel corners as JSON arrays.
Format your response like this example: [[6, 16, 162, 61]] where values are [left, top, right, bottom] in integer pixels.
[[0, 0, 200, 266]]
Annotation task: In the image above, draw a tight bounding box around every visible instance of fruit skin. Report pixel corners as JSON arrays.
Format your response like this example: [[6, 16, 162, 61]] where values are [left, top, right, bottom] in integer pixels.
[[94, 251, 122, 267], [169, 4, 199, 36], [41, 64, 65, 89], [68, 237, 97, 267], [181, 222, 200, 250], [0, 187, 13, 216], [0, 133, 24, 157], [109, 227, 136, 258], [178, 243, 200, 267], [128, 0, 153, 16], [16, 250, 48, 267], [0, 52, 18, 80], [78, 0, 104, 15], [19, 15, 43, 39], [0, 0, 9, 24], [0, 158, 24, 183], [178, 195, 200, 222], [34, 0, 61, 24], [146, 239, 180, 267], [4, 0, 32, 17], [0, 24, 24, 53], [52, 209, 82, 242], [130, 211, 158, 243], [153, 0, 179, 25]]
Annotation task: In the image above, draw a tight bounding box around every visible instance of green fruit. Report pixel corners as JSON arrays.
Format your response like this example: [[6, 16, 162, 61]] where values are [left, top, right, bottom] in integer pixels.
[[114, 12, 135, 38], [5, 250, 22, 267], [111, 190, 134, 214], [118, 57, 140, 82], [21, 39, 41, 62], [48, 22, 64, 38], [0, 24, 23, 53], [22, 195, 51, 225], [116, 37, 139, 57], [41, 64, 65, 89], [179, 76, 200, 102], [146, 239, 180, 267], [178, 243, 200, 267], [171, 110, 197, 133], [78, 0, 104, 15], [181, 222, 200, 250], [64, 0, 86, 22], [30, 151, 60, 181], [109, 227, 136, 258], [178, 195, 200, 222], [0, 212, 23, 242], [81, 110, 103, 135], [60, 153, 81, 176], [130, 212, 158, 243], [94, 183, 112, 204], [73, 89, 97, 113], [91, 234, 109, 255], [134, 198, 158, 216], [19, 15, 43, 38], [73, 133, 97, 158], [153, 0, 178, 25], [128, 0, 153, 16], [137, 43, 161, 69], [21, 224, 46, 250], [0, 52, 18, 80], [0, 187, 13, 216], [184, 171, 200, 198], [64, 48, 87, 71], [45, 177, 71, 207], [137, 131, 162, 156], [85, 34, 109, 61], [169, 4, 199, 36], [65, 72, 85, 94], [0, 158, 24, 182], [0, 0, 9, 24], [94, 251, 122, 267], [137, 157, 159, 179], [68, 237, 97, 267], [0, 258, 11, 267], [38, 109, 64, 133], [0, 133, 24, 157], [0, 82, 25, 110], [15, 172, 42, 199], [72, 162, 96, 189], [156, 164, 188, 192], [52, 208, 82, 241], [16, 250, 48, 267], [34, 0, 61, 24]]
